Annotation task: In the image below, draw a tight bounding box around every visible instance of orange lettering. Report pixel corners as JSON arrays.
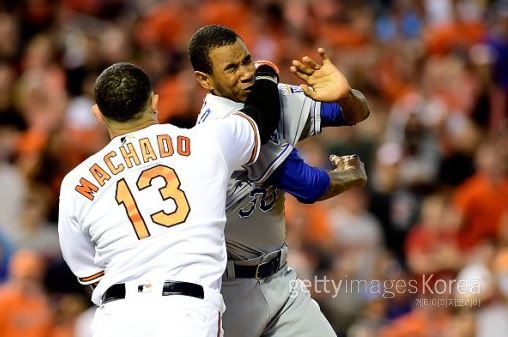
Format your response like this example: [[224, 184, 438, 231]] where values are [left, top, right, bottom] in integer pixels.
[[177, 136, 191, 156], [90, 164, 111, 187], [75, 178, 99, 201], [104, 151, 125, 175], [120, 143, 141, 168], [139, 138, 157, 163], [157, 134, 174, 158]]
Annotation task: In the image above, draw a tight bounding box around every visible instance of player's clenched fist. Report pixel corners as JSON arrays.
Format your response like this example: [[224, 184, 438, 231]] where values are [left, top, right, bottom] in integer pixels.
[[329, 154, 367, 187]]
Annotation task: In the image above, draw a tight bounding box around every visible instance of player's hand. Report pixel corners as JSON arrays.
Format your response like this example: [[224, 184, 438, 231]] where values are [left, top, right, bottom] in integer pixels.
[[329, 154, 367, 187], [290, 48, 351, 102]]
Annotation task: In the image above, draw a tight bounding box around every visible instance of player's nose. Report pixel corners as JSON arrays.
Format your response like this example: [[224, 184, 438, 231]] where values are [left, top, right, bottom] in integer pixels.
[[240, 64, 255, 83]]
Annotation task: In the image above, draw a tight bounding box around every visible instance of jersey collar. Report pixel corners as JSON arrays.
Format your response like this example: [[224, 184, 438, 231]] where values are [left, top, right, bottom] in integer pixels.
[[196, 94, 245, 124]]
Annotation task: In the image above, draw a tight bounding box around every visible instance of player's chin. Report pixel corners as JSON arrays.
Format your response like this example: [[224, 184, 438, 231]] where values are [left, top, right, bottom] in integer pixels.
[[237, 91, 249, 103]]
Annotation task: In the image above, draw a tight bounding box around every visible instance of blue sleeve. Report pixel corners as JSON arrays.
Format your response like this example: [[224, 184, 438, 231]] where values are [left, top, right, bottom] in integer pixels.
[[269, 148, 330, 204], [320, 102, 351, 126]]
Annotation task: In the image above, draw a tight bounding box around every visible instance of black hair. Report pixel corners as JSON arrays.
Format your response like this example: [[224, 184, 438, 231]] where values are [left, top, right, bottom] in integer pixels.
[[93, 63, 152, 122], [188, 25, 239, 74]]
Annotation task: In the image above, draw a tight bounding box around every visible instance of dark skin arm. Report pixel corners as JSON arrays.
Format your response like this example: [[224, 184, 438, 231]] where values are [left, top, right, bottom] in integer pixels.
[[290, 48, 370, 124], [337, 89, 370, 124], [318, 154, 367, 201]]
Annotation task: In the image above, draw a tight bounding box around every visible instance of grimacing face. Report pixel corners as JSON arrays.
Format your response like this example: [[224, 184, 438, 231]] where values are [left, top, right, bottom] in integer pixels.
[[207, 38, 256, 102]]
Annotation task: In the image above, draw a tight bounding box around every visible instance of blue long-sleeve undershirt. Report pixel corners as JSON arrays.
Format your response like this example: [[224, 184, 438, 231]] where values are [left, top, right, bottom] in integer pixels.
[[320, 102, 352, 126], [269, 148, 330, 204], [267, 103, 350, 203]]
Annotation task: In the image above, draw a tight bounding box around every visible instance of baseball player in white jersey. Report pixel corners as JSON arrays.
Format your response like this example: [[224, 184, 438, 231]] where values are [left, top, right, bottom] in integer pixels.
[[58, 62, 282, 337], [189, 25, 370, 337]]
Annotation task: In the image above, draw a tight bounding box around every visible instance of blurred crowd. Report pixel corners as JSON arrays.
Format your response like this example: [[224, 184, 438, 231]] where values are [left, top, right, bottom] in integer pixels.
[[0, 0, 507, 336]]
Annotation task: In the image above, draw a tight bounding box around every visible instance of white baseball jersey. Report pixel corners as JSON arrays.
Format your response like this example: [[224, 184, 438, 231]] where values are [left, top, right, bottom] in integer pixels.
[[58, 115, 260, 305], [196, 84, 322, 259]]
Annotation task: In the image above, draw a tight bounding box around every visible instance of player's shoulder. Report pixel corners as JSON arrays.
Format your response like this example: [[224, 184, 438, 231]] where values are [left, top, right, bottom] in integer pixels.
[[278, 83, 308, 110], [192, 118, 229, 145], [138, 123, 189, 138], [278, 83, 304, 96], [197, 94, 244, 124], [136, 123, 195, 143], [194, 113, 246, 133], [194, 113, 258, 151]]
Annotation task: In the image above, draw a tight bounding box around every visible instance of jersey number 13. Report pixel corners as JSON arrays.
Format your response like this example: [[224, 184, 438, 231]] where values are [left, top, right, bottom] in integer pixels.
[[115, 164, 190, 239]]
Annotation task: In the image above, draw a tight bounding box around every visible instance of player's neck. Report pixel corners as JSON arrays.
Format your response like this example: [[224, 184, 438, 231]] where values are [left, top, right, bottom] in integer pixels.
[[107, 114, 159, 139]]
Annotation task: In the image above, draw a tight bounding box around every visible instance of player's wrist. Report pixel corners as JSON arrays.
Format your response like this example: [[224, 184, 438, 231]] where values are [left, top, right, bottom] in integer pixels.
[[337, 88, 353, 104]]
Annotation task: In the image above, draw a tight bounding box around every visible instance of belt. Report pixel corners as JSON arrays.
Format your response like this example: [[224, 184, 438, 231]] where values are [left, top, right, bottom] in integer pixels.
[[232, 251, 284, 280], [102, 281, 204, 304]]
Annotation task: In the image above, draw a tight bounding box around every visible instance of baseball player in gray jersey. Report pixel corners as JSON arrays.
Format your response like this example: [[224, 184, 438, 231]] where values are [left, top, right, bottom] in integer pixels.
[[188, 25, 370, 337]]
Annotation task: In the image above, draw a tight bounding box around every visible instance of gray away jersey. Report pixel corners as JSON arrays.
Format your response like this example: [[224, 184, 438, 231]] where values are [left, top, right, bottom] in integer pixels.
[[196, 84, 322, 260]]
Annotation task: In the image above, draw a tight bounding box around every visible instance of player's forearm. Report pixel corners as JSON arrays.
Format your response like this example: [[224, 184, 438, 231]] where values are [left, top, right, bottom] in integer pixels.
[[241, 65, 280, 143], [269, 148, 330, 204], [337, 89, 370, 125], [318, 168, 367, 201]]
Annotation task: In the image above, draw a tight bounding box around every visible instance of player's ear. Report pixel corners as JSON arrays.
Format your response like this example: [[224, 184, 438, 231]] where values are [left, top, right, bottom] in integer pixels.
[[194, 71, 213, 91], [92, 104, 105, 123], [151, 93, 159, 114]]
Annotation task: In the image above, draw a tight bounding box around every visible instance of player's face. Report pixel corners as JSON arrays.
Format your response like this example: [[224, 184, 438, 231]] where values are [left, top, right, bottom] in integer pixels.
[[208, 39, 255, 102]]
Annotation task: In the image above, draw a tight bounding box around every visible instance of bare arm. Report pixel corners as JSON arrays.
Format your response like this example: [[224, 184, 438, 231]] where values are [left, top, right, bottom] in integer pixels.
[[337, 89, 370, 124], [318, 155, 367, 201]]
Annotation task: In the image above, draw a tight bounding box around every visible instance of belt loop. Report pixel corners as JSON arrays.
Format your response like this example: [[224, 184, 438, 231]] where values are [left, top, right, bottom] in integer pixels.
[[224, 260, 235, 280]]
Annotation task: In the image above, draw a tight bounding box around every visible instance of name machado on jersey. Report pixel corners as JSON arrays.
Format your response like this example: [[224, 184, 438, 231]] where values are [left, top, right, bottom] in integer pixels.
[[75, 134, 191, 201]]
